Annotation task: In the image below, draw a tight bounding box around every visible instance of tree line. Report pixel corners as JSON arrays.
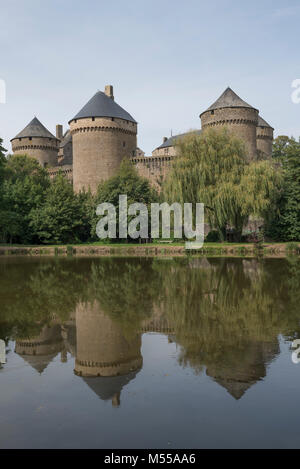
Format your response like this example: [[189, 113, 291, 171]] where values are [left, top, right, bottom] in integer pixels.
[[0, 127, 299, 245]]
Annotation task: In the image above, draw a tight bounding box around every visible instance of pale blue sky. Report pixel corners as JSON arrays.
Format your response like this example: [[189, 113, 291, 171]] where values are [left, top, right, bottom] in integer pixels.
[[1, 0, 300, 154]]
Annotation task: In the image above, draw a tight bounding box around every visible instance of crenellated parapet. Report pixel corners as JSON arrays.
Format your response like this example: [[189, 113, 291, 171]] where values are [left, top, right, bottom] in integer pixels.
[[48, 164, 73, 181]]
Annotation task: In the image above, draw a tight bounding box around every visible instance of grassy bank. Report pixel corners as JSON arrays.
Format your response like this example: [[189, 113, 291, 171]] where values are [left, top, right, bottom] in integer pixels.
[[0, 241, 299, 258]]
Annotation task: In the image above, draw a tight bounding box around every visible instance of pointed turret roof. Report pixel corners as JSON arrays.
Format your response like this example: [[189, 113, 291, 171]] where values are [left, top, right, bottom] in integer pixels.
[[200, 87, 258, 116], [11, 117, 57, 141], [19, 353, 58, 374], [257, 115, 274, 129], [69, 90, 137, 124], [82, 370, 139, 401]]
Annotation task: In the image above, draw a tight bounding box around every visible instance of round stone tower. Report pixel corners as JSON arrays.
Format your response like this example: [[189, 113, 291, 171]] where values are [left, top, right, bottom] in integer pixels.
[[11, 117, 59, 167], [74, 300, 142, 406], [70, 85, 137, 193], [200, 87, 259, 161], [256, 115, 274, 159], [74, 300, 142, 378], [15, 324, 63, 374]]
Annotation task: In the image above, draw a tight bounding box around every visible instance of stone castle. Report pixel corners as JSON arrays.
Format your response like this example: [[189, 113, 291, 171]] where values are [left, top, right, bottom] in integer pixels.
[[10, 85, 274, 193]]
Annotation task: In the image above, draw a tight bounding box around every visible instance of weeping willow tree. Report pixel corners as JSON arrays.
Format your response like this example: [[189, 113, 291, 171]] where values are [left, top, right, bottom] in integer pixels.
[[154, 258, 300, 375], [163, 128, 282, 241]]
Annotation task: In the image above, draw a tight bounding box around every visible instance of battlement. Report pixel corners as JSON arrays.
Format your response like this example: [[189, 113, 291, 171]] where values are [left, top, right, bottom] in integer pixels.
[[48, 164, 73, 180]]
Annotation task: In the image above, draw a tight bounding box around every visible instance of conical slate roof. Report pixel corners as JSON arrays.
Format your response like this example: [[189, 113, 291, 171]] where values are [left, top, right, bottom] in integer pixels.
[[19, 353, 58, 374], [11, 117, 57, 141], [82, 370, 139, 401], [257, 115, 273, 129], [200, 87, 258, 116], [69, 91, 137, 124]]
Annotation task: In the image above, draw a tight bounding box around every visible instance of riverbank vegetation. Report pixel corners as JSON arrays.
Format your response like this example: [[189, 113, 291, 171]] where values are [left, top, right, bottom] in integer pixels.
[[0, 129, 299, 246]]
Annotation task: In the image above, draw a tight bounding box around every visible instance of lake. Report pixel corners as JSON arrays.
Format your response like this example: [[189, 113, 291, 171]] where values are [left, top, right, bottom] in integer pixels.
[[0, 255, 300, 449]]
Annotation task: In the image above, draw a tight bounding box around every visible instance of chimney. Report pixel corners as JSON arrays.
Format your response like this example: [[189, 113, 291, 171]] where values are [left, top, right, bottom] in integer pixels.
[[105, 85, 114, 100], [56, 124, 63, 140], [112, 392, 121, 407]]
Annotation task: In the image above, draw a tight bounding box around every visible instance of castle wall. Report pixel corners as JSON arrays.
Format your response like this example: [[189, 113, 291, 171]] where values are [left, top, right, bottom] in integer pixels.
[[70, 117, 137, 193], [131, 155, 173, 191], [74, 300, 142, 377], [256, 126, 273, 159], [15, 324, 63, 357], [48, 165, 73, 181], [152, 146, 177, 157], [58, 140, 73, 165], [201, 107, 259, 161], [12, 136, 59, 167]]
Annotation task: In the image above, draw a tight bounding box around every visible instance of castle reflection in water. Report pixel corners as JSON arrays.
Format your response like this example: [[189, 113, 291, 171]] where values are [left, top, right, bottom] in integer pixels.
[[2, 256, 299, 405]]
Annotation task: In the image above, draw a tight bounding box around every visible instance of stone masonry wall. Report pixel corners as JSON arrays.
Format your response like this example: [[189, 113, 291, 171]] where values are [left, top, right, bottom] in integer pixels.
[[12, 136, 59, 167], [131, 155, 173, 191], [256, 126, 273, 159], [201, 107, 259, 161], [48, 165, 73, 181], [70, 117, 137, 193]]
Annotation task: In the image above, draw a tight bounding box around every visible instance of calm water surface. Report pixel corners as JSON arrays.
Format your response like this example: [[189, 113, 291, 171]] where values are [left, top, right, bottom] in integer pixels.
[[0, 256, 300, 449]]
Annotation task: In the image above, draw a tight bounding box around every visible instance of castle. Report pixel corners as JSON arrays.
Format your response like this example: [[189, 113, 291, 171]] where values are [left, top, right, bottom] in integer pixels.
[[10, 86, 274, 193]]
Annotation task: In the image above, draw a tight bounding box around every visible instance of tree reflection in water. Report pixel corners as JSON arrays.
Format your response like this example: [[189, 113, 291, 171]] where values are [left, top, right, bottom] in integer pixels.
[[0, 256, 299, 401]]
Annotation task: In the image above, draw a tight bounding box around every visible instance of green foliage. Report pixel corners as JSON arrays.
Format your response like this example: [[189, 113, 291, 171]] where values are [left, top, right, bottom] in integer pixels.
[[92, 158, 158, 240], [155, 257, 300, 372], [0, 138, 7, 182], [0, 154, 50, 243], [163, 128, 282, 241], [205, 230, 221, 242], [266, 136, 300, 241], [4, 153, 49, 185], [1, 256, 300, 377], [286, 242, 300, 254], [0, 152, 94, 245], [29, 173, 88, 244]]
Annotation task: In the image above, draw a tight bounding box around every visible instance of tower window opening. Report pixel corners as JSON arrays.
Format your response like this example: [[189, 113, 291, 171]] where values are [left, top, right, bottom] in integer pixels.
[[111, 117, 114, 121], [29, 137, 32, 141], [92, 117, 95, 121], [123, 141, 126, 147], [211, 110, 214, 115]]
